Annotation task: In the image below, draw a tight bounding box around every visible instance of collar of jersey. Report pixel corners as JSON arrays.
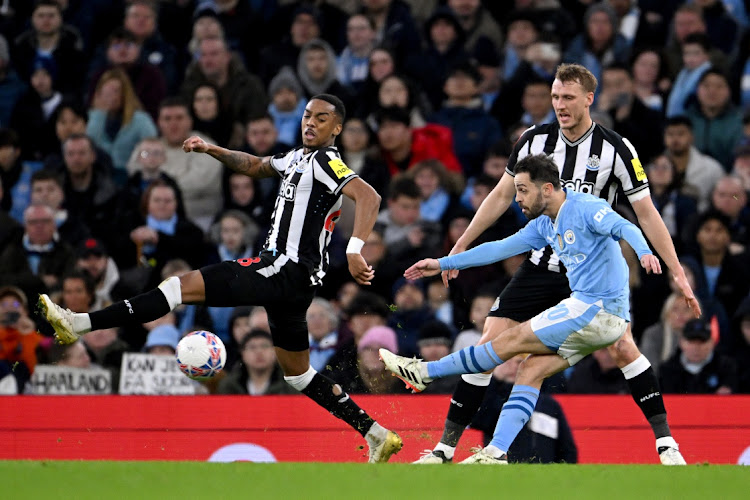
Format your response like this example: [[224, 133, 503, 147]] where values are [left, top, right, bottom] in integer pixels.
[[560, 121, 595, 148], [552, 189, 569, 230]]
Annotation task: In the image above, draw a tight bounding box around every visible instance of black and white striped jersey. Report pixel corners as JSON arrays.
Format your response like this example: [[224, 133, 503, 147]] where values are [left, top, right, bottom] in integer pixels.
[[265, 146, 357, 285], [506, 121, 651, 272]]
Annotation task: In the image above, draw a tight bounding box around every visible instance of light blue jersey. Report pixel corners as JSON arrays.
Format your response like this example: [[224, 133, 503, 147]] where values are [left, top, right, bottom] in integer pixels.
[[439, 190, 652, 321]]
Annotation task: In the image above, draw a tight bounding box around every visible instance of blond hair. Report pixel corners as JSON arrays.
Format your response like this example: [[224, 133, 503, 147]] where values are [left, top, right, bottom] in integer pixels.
[[93, 68, 144, 125], [555, 63, 598, 94]]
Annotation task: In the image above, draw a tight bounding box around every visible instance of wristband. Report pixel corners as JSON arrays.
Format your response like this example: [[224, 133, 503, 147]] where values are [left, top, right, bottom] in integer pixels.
[[346, 237, 365, 254]]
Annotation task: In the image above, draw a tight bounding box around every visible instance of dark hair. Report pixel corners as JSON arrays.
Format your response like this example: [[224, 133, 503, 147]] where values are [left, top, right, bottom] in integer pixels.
[[310, 93, 346, 123], [486, 139, 513, 159], [514, 154, 562, 189], [683, 32, 711, 52], [247, 112, 275, 125], [629, 46, 668, 82], [54, 99, 88, 124], [696, 209, 731, 233], [345, 291, 390, 318], [34, 0, 61, 14], [665, 115, 693, 130], [31, 169, 63, 187], [0, 128, 20, 148], [602, 62, 632, 77], [375, 105, 411, 127], [158, 96, 190, 114], [108, 27, 138, 45], [63, 133, 95, 153], [474, 173, 499, 189], [62, 270, 97, 307], [387, 176, 421, 200], [555, 63, 598, 94], [140, 178, 177, 217], [697, 67, 729, 86]]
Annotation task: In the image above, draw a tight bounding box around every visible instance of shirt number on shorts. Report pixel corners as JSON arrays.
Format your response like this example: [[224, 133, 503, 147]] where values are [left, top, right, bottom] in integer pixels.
[[546, 304, 569, 321], [237, 257, 261, 267]]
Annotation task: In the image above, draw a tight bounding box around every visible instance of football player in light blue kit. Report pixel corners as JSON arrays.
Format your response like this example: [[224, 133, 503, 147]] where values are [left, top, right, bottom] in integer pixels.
[[380, 153, 662, 464]]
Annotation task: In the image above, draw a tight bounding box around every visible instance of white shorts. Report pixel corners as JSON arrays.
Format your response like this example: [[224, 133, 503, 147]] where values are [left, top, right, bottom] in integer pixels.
[[529, 296, 627, 366]]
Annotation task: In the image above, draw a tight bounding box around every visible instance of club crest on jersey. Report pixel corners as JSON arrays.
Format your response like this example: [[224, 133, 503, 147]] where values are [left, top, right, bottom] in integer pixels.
[[561, 178, 595, 194], [564, 230, 575, 244], [586, 154, 600, 171]]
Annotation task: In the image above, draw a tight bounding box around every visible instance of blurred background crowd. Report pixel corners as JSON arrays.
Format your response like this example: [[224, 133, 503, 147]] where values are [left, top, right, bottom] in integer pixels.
[[0, 0, 749, 405]]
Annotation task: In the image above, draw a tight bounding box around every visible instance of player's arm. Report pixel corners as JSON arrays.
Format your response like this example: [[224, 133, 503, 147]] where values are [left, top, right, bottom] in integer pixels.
[[455, 172, 516, 250], [182, 135, 277, 179], [342, 177, 382, 285], [631, 196, 701, 316]]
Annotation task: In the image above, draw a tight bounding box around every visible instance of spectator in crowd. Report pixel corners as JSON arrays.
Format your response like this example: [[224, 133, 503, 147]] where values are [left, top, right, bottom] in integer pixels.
[[127, 180, 205, 278], [708, 175, 750, 254], [0, 128, 44, 221], [471, 354, 578, 464], [665, 4, 728, 77], [418, 320, 460, 394], [0, 204, 75, 298], [190, 82, 232, 148], [206, 209, 259, 265], [307, 297, 340, 373], [58, 269, 98, 315], [296, 39, 354, 117], [346, 225, 402, 301], [182, 36, 267, 142], [409, 159, 460, 225], [430, 61, 501, 179], [259, 5, 321, 84], [81, 326, 128, 389], [223, 305, 253, 371], [11, 0, 85, 94], [646, 154, 698, 254], [128, 98, 223, 231], [126, 137, 185, 219], [43, 99, 114, 174], [567, 348, 629, 394], [683, 210, 750, 318], [46, 340, 91, 369], [353, 46, 397, 119], [330, 325, 407, 394], [74, 238, 121, 311], [221, 172, 266, 230], [686, 68, 743, 171], [340, 118, 372, 176], [359, 0, 421, 67], [29, 169, 90, 246], [337, 14, 377, 93], [152, 259, 213, 343], [387, 277, 436, 357], [595, 63, 664, 163], [500, 10, 540, 82], [366, 73, 429, 132], [86, 68, 158, 177], [405, 7, 470, 109], [731, 298, 750, 392], [695, 0, 739, 55], [732, 143, 750, 194], [0, 176, 23, 249], [87, 28, 167, 121], [452, 289, 496, 352], [267, 67, 306, 148], [448, 0, 503, 56], [629, 47, 671, 113], [142, 323, 180, 356], [217, 328, 297, 395], [10, 58, 64, 161], [659, 318, 738, 394], [732, 28, 750, 111], [518, 77, 555, 128], [60, 134, 121, 247], [640, 292, 700, 372], [187, 10, 226, 62], [426, 277, 453, 326], [0, 285, 42, 394], [123, 0, 179, 93], [0, 33, 26, 127], [663, 116, 725, 211], [666, 33, 712, 118], [563, 2, 629, 97]]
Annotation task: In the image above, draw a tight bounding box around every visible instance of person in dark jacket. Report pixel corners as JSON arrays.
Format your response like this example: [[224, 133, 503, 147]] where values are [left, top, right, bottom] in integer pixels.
[[567, 348, 629, 394], [471, 355, 578, 464]]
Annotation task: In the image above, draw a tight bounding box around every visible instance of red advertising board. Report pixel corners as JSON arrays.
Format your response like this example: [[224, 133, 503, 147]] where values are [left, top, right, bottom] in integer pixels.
[[1, 395, 749, 464]]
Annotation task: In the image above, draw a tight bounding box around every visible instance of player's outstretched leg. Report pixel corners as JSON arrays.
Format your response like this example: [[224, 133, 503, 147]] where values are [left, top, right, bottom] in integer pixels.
[[413, 317, 518, 464], [608, 326, 686, 465], [39, 273, 193, 344], [280, 351, 402, 463], [460, 354, 569, 465]]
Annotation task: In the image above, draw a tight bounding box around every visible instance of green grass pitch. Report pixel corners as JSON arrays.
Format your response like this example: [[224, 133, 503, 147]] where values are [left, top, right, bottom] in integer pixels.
[[4, 461, 747, 499]]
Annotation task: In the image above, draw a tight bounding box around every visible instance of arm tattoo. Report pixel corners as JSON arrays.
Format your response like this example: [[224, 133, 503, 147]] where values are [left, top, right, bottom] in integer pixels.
[[210, 149, 274, 178]]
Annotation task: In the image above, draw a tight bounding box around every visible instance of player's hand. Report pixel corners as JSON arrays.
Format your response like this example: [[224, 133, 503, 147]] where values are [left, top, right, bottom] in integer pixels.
[[672, 267, 702, 318], [441, 243, 466, 287], [182, 135, 209, 153], [347, 253, 374, 285], [404, 259, 442, 280], [640, 254, 661, 275]]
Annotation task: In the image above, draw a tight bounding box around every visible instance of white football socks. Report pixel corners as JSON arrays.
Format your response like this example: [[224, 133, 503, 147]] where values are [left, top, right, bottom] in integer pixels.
[[72, 313, 92, 334]]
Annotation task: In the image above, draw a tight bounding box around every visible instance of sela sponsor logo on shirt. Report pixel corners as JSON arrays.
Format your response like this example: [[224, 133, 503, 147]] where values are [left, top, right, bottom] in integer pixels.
[[281, 179, 296, 201], [586, 154, 600, 171], [561, 178, 595, 194], [328, 158, 353, 179]]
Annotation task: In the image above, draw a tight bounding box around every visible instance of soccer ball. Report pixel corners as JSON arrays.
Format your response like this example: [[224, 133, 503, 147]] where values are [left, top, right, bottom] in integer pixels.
[[176, 331, 226, 380]]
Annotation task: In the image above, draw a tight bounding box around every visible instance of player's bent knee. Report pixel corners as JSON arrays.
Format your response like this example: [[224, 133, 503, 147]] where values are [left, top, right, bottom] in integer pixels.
[[607, 334, 642, 366], [478, 317, 518, 345], [178, 270, 206, 304]]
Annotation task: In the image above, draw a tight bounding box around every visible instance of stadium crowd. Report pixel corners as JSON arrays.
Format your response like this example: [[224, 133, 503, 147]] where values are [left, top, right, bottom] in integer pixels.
[[1, 0, 749, 412]]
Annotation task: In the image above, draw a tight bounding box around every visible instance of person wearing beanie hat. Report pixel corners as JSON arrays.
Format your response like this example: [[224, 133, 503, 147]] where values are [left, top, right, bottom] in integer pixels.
[[267, 66, 307, 147], [143, 324, 180, 355]]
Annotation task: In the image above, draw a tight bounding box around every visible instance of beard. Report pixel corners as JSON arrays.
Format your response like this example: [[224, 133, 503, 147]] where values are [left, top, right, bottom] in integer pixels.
[[521, 192, 546, 219]]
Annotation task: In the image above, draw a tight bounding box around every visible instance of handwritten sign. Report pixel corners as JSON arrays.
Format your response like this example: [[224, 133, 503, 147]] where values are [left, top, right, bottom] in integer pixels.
[[118, 353, 197, 395], [31, 365, 112, 395]]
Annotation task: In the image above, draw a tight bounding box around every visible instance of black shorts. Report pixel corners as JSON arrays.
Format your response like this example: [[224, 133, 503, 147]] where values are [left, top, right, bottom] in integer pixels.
[[488, 259, 571, 323], [200, 253, 316, 352]]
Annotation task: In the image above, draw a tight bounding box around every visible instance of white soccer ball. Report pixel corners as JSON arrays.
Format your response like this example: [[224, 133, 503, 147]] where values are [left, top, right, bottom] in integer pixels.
[[176, 330, 227, 380]]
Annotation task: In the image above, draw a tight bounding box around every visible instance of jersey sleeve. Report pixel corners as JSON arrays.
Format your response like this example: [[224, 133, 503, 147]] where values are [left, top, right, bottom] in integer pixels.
[[505, 125, 536, 177], [612, 137, 650, 203], [268, 150, 291, 178], [438, 230, 538, 271], [312, 149, 358, 195], [584, 200, 652, 258]]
